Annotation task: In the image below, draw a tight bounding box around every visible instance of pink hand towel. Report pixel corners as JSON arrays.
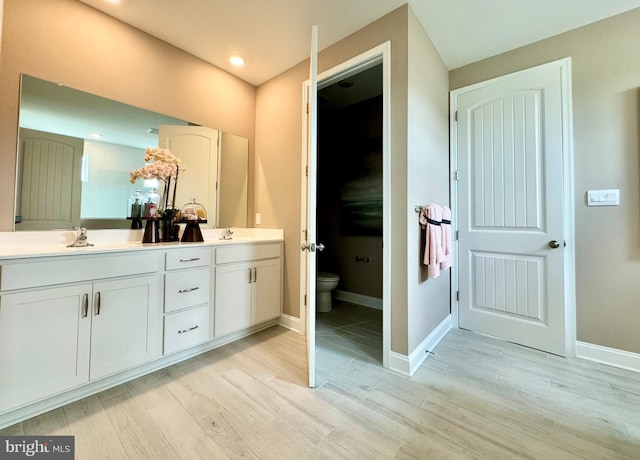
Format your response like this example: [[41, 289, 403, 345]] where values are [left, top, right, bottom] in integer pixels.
[[419, 204, 444, 279]]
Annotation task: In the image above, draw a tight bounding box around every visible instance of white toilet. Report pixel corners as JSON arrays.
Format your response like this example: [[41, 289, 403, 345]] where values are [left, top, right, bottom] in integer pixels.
[[316, 272, 340, 312]]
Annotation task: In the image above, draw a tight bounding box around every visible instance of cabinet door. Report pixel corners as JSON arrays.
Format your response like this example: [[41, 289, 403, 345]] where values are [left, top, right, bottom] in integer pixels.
[[0, 285, 92, 411], [90, 275, 159, 380], [214, 262, 251, 337], [251, 258, 282, 325]]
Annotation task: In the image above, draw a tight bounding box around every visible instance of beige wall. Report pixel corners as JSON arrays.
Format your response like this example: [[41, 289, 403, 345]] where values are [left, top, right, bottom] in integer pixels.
[[406, 9, 451, 352], [255, 6, 410, 351], [0, 0, 256, 231], [450, 9, 640, 354], [256, 5, 451, 356]]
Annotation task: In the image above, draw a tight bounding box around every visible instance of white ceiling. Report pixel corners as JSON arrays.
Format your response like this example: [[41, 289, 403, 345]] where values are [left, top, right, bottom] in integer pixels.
[[79, 0, 640, 86]]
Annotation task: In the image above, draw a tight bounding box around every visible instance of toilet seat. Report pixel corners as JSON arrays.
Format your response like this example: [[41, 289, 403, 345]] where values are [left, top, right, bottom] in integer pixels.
[[317, 271, 339, 282]]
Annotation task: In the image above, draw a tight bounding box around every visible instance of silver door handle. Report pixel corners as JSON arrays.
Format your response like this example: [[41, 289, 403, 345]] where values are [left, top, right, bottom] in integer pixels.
[[82, 293, 89, 318], [548, 240, 561, 249], [301, 243, 325, 252]]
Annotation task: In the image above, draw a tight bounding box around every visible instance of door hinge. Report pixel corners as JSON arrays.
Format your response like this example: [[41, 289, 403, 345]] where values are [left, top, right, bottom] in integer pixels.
[[455, 230, 459, 241], [306, 166, 309, 177], [306, 103, 309, 114], [456, 291, 459, 301], [454, 170, 459, 181], [304, 294, 307, 306], [454, 110, 458, 122]]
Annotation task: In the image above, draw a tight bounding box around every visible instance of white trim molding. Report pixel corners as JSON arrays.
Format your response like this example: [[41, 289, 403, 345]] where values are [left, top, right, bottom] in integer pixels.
[[576, 341, 640, 374], [334, 290, 383, 310], [389, 314, 452, 376], [278, 314, 303, 334]]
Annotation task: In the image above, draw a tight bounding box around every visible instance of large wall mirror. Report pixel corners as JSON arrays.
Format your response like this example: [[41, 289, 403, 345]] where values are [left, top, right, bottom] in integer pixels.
[[15, 74, 248, 231]]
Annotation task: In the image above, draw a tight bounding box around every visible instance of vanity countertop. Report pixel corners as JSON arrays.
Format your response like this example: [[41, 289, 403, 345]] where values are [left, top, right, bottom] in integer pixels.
[[0, 228, 284, 260]]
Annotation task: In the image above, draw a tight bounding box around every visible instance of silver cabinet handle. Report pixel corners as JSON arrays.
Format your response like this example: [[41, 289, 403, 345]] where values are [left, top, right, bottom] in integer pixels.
[[82, 293, 89, 318], [248, 267, 252, 284], [178, 287, 200, 293], [179, 257, 200, 262], [253, 267, 257, 283], [177, 325, 199, 334], [95, 291, 101, 315]]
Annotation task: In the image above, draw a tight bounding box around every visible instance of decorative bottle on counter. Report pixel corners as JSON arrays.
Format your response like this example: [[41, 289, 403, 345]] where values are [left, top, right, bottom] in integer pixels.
[[128, 190, 144, 229]]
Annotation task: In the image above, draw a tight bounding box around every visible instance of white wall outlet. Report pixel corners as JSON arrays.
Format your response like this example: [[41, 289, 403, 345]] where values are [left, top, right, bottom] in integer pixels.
[[255, 213, 261, 225], [587, 189, 620, 206]]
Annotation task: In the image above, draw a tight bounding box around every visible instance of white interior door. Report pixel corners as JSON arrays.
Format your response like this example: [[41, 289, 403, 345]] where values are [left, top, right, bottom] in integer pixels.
[[16, 128, 83, 230], [158, 125, 219, 227], [455, 60, 569, 356], [303, 26, 319, 388]]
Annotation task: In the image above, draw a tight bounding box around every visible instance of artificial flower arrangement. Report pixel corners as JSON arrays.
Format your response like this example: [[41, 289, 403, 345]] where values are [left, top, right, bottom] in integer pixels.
[[130, 147, 185, 240]]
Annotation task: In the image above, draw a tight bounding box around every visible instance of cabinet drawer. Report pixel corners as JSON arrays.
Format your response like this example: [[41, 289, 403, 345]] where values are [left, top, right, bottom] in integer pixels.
[[164, 268, 210, 313], [215, 243, 281, 264], [165, 247, 211, 271], [0, 252, 160, 291], [164, 305, 211, 354]]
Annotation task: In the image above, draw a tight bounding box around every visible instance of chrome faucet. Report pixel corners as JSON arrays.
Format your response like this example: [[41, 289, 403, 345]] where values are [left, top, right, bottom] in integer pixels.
[[67, 227, 94, 247], [220, 227, 234, 240]]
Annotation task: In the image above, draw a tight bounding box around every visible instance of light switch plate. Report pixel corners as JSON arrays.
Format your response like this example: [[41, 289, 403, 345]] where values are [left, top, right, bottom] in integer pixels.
[[587, 189, 620, 206]]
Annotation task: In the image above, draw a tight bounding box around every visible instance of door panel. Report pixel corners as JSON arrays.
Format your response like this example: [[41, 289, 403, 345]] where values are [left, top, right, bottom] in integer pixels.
[[304, 26, 319, 388], [158, 125, 219, 226], [457, 62, 567, 355], [16, 129, 83, 230]]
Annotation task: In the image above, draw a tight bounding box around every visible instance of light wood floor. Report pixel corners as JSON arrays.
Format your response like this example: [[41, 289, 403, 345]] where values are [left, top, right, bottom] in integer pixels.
[[2, 304, 639, 459]]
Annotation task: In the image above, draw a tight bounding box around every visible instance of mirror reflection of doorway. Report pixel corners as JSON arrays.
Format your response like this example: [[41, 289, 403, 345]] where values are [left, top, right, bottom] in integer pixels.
[[315, 63, 384, 381]]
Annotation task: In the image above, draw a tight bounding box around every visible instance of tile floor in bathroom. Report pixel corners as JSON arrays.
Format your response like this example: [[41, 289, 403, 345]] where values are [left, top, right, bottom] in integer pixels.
[[315, 300, 383, 364]]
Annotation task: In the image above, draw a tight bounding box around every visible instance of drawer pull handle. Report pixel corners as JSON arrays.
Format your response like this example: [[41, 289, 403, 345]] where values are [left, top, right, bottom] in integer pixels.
[[179, 257, 201, 262], [95, 291, 101, 315], [178, 287, 200, 293], [248, 267, 252, 284], [82, 293, 89, 318], [253, 267, 257, 283], [178, 325, 199, 334]]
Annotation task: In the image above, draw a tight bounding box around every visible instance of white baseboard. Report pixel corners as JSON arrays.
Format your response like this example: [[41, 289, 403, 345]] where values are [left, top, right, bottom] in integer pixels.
[[388, 314, 452, 376], [278, 314, 303, 334], [334, 290, 382, 310], [576, 341, 640, 374]]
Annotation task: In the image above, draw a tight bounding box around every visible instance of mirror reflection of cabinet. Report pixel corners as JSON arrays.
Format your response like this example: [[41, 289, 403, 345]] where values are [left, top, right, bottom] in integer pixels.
[[219, 132, 249, 228]]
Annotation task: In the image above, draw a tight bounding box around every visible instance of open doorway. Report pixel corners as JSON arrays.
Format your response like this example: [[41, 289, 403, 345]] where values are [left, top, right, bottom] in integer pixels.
[[302, 42, 391, 387], [315, 64, 384, 370]]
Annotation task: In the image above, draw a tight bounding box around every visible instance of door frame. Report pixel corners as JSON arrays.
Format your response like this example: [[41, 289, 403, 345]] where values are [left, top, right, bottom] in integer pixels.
[[449, 58, 577, 356], [300, 41, 392, 370]]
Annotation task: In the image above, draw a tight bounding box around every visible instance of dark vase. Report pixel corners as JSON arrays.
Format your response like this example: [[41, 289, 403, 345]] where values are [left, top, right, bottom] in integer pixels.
[[161, 218, 177, 242], [142, 218, 160, 243]]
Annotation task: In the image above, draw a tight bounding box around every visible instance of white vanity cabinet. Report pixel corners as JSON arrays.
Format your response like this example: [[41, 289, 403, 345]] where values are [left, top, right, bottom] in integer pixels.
[[0, 284, 92, 411], [0, 252, 161, 413], [163, 247, 212, 354], [214, 243, 282, 337], [0, 229, 284, 429]]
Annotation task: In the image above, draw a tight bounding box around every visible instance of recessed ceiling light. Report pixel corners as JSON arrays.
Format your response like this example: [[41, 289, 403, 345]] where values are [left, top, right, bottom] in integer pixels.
[[228, 54, 246, 67], [90, 133, 103, 139]]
